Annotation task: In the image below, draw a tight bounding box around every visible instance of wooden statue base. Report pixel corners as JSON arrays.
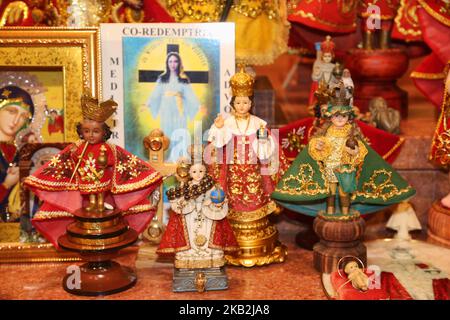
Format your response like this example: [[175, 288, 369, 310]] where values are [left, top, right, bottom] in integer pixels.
[[427, 201, 450, 248], [344, 48, 409, 118], [58, 208, 138, 296], [173, 267, 228, 292], [313, 211, 366, 273], [62, 261, 137, 296], [225, 203, 287, 267]]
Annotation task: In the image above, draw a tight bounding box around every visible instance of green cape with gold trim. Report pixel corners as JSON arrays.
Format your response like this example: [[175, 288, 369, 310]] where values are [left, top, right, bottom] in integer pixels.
[[271, 142, 415, 216]]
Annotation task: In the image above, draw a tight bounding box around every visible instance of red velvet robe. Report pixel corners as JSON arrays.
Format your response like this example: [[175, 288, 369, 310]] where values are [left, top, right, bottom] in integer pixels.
[[410, 0, 450, 108], [24, 140, 163, 248]]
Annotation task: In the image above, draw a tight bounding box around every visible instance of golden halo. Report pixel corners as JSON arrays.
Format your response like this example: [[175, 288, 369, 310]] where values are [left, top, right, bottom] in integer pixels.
[[337, 255, 366, 279]]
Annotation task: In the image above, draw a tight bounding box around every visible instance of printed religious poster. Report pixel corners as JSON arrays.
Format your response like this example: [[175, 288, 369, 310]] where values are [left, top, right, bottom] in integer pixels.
[[100, 23, 235, 161]]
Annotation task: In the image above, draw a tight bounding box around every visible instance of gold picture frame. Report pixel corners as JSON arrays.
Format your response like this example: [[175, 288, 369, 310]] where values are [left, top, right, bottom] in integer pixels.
[[0, 27, 101, 142], [0, 27, 100, 263]]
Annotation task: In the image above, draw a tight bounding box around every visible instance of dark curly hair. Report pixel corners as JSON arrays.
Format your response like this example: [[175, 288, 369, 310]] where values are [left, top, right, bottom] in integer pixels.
[[76, 121, 112, 141]]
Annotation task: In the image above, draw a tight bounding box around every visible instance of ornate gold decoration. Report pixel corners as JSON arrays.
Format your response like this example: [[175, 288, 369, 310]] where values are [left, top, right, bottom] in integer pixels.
[[225, 242, 287, 267], [225, 201, 287, 267], [277, 163, 329, 196], [355, 169, 413, 200], [282, 126, 306, 153], [227, 200, 277, 221], [318, 209, 361, 221], [0, 27, 101, 142], [418, 0, 450, 27], [0, 243, 81, 263], [293, 9, 356, 29], [166, 0, 225, 22], [394, 0, 422, 38], [232, 0, 279, 19], [230, 64, 255, 97], [410, 71, 446, 80], [81, 93, 117, 122]]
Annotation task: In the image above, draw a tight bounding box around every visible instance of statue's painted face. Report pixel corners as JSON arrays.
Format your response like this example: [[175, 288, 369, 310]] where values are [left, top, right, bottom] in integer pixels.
[[0, 104, 30, 141], [233, 96, 252, 116], [345, 261, 358, 274], [343, 69, 351, 78], [331, 114, 349, 128], [322, 52, 333, 63], [189, 163, 206, 182], [80, 119, 105, 145]]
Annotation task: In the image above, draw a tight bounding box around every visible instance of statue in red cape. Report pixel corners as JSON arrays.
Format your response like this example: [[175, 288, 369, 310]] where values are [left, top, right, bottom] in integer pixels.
[[24, 93, 163, 248]]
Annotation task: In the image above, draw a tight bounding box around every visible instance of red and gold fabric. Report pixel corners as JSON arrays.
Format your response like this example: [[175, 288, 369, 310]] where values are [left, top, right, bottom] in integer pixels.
[[429, 62, 450, 167], [289, 0, 358, 33], [409, 1, 450, 108], [24, 140, 163, 247], [278, 117, 405, 164], [207, 133, 290, 215], [392, 0, 422, 41], [157, 210, 239, 254], [331, 270, 413, 300]]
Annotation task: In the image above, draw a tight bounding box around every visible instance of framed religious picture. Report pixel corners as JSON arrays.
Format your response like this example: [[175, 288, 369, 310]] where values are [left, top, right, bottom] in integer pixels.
[[100, 23, 235, 237], [0, 27, 100, 262], [100, 23, 235, 160]]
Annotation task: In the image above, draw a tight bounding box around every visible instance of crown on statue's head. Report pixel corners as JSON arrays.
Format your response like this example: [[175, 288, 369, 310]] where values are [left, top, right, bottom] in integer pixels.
[[230, 64, 255, 97], [324, 82, 353, 117], [81, 92, 118, 122]]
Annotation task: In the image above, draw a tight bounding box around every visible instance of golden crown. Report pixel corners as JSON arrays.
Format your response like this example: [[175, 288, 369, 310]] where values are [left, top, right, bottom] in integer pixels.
[[81, 93, 118, 122], [230, 64, 255, 97]]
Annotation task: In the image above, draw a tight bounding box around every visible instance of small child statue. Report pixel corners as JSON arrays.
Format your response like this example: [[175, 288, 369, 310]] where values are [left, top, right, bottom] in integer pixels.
[[157, 149, 239, 292], [24, 93, 163, 247]]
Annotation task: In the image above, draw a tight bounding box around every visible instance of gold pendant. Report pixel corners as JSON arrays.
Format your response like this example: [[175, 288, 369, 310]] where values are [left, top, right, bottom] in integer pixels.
[[195, 234, 207, 247]]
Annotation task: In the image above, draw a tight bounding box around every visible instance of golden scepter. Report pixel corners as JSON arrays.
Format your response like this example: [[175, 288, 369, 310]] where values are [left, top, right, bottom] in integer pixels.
[[69, 140, 89, 183]]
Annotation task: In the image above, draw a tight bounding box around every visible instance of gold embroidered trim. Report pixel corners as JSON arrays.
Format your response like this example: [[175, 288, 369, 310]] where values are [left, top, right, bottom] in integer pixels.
[[25, 175, 79, 191], [275, 163, 329, 196], [293, 9, 356, 29], [228, 200, 278, 221], [394, 0, 422, 37], [410, 71, 446, 79], [33, 210, 72, 220], [318, 210, 361, 221], [418, 0, 450, 27], [110, 143, 162, 193], [354, 169, 413, 200], [382, 137, 405, 160]]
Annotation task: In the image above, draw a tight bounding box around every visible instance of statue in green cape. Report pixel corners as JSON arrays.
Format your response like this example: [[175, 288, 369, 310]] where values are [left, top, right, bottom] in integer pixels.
[[272, 88, 415, 218]]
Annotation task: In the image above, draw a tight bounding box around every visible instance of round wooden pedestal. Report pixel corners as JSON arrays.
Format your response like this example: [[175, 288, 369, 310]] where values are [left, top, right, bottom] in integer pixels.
[[313, 213, 366, 273], [344, 48, 409, 117], [58, 208, 138, 296], [427, 201, 450, 248]]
